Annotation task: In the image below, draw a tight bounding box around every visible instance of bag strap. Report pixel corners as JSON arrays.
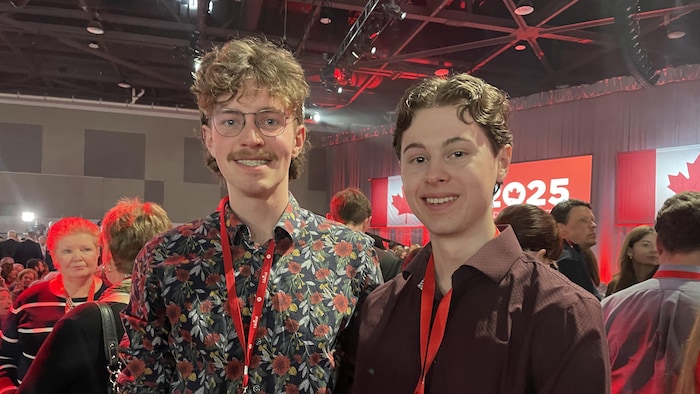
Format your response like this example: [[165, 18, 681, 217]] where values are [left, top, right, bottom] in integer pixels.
[[96, 302, 121, 373]]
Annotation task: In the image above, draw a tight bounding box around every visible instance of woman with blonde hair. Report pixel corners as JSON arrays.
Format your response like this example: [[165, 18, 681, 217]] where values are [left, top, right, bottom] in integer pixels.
[[18, 198, 172, 393], [605, 225, 659, 297], [0, 217, 109, 390]]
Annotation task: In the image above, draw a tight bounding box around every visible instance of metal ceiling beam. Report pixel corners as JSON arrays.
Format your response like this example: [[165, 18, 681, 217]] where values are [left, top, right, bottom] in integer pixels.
[[343, 0, 453, 108], [56, 37, 185, 88]]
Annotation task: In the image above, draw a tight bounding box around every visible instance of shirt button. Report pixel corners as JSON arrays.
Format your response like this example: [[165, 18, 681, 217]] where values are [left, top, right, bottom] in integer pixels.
[[252, 385, 261, 392]]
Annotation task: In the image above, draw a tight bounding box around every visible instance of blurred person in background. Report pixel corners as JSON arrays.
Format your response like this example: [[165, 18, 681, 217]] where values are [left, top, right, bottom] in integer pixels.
[[0, 217, 109, 391], [495, 204, 562, 269], [11, 269, 37, 298], [18, 198, 172, 394], [605, 225, 658, 297], [603, 191, 700, 393], [0, 288, 12, 319]]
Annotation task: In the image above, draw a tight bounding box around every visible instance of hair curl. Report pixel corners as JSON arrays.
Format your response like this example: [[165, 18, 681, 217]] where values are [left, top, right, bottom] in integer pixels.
[[191, 37, 310, 180]]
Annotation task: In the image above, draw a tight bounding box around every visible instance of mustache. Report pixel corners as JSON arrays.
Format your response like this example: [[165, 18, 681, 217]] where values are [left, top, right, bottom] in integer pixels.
[[228, 149, 277, 162]]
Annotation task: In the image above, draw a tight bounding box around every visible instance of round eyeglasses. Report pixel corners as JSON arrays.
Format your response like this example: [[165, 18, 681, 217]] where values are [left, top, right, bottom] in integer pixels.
[[209, 109, 292, 137]]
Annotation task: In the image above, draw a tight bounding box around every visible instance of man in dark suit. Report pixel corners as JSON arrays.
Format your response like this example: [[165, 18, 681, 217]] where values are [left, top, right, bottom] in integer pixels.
[[551, 199, 602, 299], [0, 231, 19, 260], [328, 187, 402, 282], [13, 231, 43, 266]]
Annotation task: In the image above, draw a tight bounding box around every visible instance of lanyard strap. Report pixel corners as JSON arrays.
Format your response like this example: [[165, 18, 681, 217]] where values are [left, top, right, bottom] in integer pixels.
[[414, 254, 452, 394], [654, 270, 700, 280], [218, 197, 275, 390]]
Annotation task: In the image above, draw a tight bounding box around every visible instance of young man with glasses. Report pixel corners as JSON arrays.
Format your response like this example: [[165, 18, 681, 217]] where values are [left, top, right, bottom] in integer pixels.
[[121, 37, 382, 394]]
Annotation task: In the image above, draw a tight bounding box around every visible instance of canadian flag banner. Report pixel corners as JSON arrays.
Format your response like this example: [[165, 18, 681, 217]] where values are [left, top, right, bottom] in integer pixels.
[[370, 155, 593, 227], [616, 144, 700, 224], [370, 175, 422, 227]]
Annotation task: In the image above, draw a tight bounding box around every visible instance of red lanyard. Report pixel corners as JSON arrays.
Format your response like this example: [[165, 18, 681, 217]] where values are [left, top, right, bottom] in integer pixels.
[[218, 197, 275, 391], [654, 270, 700, 280], [414, 254, 452, 394]]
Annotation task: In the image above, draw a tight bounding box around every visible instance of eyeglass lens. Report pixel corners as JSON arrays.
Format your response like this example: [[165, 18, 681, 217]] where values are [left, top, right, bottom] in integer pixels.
[[213, 110, 288, 136]]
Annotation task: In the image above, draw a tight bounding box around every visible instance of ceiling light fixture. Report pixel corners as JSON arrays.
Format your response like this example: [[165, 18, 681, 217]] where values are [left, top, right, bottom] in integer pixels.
[[117, 80, 131, 89], [88, 41, 99, 49], [514, 0, 534, 16], [320, 7, 332, 25], [665, 15, 685, 39], [86, 15, 104, 35], [514, 41, 527, 51], [434, 68, 449, 77]]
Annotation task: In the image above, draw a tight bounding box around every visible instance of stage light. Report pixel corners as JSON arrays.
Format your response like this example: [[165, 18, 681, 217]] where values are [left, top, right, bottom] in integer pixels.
[[86, 15, 104, 35], [514, 41, 527, 51], [118, 80, 131, 89], [514, 0, 534, 16], [88, 41, 99, 49], [21, 212, 35, 223], [320, 7, 332, 25]]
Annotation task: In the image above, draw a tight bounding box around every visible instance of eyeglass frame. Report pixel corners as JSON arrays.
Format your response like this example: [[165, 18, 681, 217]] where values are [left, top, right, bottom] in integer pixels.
[[205, 109, 301, 138]]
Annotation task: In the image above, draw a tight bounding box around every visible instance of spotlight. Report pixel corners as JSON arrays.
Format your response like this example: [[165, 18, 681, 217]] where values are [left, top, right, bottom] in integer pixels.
[[118, 80, 131, 89], [320, 7, 332, 25], [666, 16, 685, 39], [514, 0, 534, 16], [312, 112, 321, 122], [514, 41, 527, 51], [434, 68, 449, 77], [21, 212, 35, 223], [383, 1, 406, 21], [86, 15, 104, 35], [88, 41, 99, 49], [337, 86, 343, 94]]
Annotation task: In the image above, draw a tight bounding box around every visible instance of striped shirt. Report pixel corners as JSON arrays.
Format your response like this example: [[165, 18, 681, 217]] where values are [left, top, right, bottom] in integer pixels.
[[0, 279, 108, 392]]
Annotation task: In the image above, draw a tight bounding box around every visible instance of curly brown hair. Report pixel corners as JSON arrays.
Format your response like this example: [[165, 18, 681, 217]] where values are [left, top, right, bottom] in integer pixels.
[[392, 73, 513, 159], [191, 37, 310, 180]]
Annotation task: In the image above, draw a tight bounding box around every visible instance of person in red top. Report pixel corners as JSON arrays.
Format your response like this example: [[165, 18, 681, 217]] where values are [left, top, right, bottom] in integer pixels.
[[346, 73, 610, 394]]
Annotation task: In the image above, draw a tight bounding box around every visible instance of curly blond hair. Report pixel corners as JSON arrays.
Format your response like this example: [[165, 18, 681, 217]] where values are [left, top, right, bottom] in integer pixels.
[[191, 37, 310, 180]]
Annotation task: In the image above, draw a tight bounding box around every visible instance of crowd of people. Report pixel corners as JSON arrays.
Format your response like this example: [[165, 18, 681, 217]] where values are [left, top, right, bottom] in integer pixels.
[[0, 36, 698, 394]]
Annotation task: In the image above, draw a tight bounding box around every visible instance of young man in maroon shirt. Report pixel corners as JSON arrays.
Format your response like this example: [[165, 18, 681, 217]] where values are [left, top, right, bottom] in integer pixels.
[[347, 74, 610, 394]]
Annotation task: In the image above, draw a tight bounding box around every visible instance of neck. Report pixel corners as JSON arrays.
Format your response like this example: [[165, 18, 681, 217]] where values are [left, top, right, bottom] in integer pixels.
[[429, 221, 497, 295], [633, 264, 656, 281], [61, 275, 98, 298], [225, 190, 289, 245], [344, 223, 364, 232], [659, 250, 700, 266]]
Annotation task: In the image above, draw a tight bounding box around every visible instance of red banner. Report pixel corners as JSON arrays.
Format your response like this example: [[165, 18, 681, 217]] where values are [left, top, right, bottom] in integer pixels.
[[371, 155, 593, 225], [492, 155, 593, 217]]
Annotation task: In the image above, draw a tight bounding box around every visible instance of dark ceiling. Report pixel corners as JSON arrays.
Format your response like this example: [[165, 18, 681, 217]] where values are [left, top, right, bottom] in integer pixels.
[[0, 0, 699, 127]]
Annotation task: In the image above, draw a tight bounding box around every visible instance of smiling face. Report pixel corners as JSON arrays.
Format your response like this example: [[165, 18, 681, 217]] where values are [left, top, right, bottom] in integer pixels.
[[202, 84, 305, 202], [629, 232, 659, 267], [53, 233, 99, 282], [400, 106, 511, 240]]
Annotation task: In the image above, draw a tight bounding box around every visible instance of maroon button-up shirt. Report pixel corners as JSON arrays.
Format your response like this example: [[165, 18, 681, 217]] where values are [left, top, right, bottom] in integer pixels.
[[348, 226, 610, 394]]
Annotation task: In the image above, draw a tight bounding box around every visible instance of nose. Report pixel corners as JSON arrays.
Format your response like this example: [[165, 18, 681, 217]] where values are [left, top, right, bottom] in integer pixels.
[[424, 160, 448, 185], [239, 116, 265, 147]]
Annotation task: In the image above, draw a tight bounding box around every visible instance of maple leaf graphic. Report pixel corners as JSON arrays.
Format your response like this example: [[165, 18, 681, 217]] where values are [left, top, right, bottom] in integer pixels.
[[667, 154, 700, 194], [391, 191, 414, 224], [507, 188, 521, 200]]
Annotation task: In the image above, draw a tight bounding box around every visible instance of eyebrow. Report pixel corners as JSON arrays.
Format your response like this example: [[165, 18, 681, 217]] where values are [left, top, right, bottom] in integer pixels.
[[402, 136, 472, 155]]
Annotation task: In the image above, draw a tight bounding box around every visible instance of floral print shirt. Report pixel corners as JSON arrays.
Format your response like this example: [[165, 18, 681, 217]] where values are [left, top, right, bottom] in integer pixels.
[[121, 193, 381, 394]]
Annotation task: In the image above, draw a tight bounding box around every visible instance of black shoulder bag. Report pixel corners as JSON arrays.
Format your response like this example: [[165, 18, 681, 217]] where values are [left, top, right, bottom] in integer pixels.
[[97, 302, 123, 394]]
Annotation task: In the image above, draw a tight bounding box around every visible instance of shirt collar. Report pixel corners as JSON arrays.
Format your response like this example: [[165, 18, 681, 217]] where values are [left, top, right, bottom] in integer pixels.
[[404, 225, 523, 284], [223, 192, 300, 254]]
